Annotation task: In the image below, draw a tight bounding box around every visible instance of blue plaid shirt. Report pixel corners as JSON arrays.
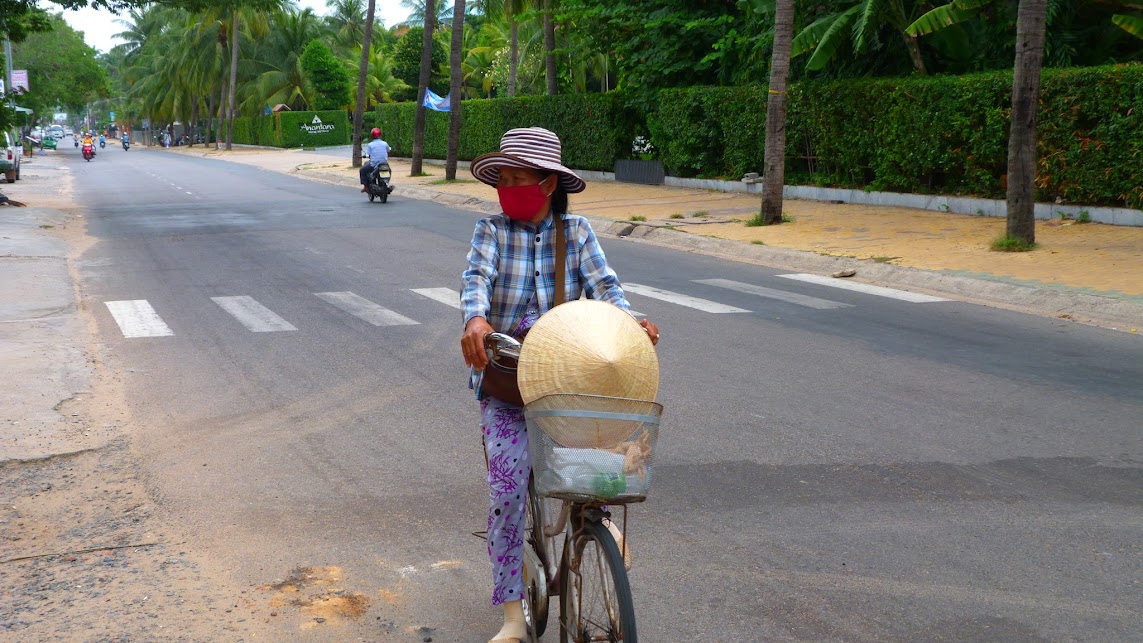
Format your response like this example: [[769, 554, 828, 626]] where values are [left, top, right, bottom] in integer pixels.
[[461, 213, 631, 334]]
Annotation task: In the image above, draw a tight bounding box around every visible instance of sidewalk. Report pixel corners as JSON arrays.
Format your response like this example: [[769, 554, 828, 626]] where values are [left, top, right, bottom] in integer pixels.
[[165, 145, 1143, 327]]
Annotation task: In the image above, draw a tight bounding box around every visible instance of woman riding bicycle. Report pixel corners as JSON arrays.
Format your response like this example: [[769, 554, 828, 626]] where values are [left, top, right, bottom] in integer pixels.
[[460, 127, 659, 643]]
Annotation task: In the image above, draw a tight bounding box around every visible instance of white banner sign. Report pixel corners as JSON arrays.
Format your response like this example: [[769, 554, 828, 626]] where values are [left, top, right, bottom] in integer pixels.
[[11, 70, 28, 92]]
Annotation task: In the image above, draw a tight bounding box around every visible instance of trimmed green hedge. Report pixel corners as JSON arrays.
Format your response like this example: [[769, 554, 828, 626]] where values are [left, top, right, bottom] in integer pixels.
[[279, 110, 350, 147], [650, 64, 1142, 209], [375, 93, 639, 172], [372, 64, 1140, 209], [228, 111, 351, 147]]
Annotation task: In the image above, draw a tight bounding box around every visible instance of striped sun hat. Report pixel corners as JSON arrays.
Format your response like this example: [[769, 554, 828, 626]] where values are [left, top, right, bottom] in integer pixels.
[[470, 127, 586, 194]]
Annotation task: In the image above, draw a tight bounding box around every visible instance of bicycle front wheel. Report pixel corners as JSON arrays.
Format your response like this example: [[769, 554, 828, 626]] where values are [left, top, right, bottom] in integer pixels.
[[524, 478, 550, 638], [560, 518, 636, 642]]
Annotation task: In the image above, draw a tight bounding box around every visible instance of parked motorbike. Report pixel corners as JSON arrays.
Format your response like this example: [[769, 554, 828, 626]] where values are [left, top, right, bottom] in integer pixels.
[[82, 143, 94, 161], [365, 163, 393, 203]]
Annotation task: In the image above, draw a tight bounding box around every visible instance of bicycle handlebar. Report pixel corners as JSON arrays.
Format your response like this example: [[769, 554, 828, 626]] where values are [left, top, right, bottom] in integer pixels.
[[484, 332, 521, 362]]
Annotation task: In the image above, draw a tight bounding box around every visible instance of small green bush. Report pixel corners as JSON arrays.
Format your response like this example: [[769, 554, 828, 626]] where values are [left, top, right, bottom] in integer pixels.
[[991, 235, 1037, 252]]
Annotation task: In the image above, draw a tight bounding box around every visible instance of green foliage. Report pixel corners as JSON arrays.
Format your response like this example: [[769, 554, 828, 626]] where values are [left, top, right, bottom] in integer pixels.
[[300, 39, 350, 110], [906, 1, 987, 37], [11, 13, 110, 122], [649, 64, 1143, 209], [375, 91, 636, 171], [390, 25, 449, 102], [557, 0, 757, 92]]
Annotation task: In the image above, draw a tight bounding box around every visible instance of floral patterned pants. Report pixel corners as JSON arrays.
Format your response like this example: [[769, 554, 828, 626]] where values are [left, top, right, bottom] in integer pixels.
[[480, 396, 532, 606]]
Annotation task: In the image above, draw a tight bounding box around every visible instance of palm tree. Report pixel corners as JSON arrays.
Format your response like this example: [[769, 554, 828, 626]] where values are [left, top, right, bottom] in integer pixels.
[[352, 0, 379, 169], [326, 0, 367, 55], [241, 7, 320, 113], [411, 0, 436, 175], [470, 0, 531, 96], [761, 0, 795, 225], [193, 1, 279, 150], [542, 0, 555, 94], [1006, 0, 1048, 245], [114, 6, 172, 66], [400, 0, 450, 27], [446, 0, 466, 180], [354, 47, 409, 106]]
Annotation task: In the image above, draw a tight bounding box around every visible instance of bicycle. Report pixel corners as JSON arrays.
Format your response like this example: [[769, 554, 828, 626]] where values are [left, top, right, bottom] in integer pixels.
[[485, 333, 663, 642]]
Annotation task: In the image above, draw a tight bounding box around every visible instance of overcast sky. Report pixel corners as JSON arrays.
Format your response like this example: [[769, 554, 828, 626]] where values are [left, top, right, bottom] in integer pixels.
[[62, 0, 414, 54]]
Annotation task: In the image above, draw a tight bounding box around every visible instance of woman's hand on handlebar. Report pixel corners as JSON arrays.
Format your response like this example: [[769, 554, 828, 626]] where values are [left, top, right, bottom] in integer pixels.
[[462, 316, 494, 369], [641, 318, 660, 346]]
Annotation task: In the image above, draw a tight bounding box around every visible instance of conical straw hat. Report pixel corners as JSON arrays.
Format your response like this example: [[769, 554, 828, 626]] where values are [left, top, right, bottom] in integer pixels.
[[518, 300, 659, 405]]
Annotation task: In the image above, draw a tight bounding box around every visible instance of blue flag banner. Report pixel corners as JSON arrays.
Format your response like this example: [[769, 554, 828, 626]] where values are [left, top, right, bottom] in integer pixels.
[[423, 88, 450, 112]]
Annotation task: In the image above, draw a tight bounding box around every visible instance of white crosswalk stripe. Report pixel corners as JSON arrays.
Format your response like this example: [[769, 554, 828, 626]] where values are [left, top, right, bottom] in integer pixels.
[[776, 273, 948, 303], [105, 300, 174, 338], [694, 278, 852, 310], [315, 291, 420, 326], [212, 296, 297, 332], [623, 283, 750, 313], [411, 287, 462, 309]]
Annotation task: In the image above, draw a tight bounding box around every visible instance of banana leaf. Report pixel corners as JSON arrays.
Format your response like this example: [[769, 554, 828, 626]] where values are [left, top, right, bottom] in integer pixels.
[[1111, 14, 1143, 40]]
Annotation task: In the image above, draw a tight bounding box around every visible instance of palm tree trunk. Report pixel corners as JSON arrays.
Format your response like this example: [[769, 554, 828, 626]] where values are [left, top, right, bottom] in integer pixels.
[[761, 0, 795, 226], [188, 101, 198, 147], [446, 0, 466, 181], [225, 11, 239, 151], [1006, 0, 1047, 245], [352, 0, 378, 169], [411, 0, 436, 176], [507, 18, 517, 97], [216, 77, 226, 149], [543, 0, 557, 95], [206, 91, 215, 147]]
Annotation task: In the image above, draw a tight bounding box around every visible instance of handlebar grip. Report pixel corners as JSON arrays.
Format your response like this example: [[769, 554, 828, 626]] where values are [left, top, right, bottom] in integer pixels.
[[484, 332, 522, 350]]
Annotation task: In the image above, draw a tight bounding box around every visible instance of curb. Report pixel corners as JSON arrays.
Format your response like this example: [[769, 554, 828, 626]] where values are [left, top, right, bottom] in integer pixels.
[[292, 166, 1142, 329]]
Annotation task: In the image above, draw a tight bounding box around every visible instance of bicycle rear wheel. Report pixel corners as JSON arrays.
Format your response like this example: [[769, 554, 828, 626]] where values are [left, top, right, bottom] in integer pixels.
[[560, 517, 636, 642]]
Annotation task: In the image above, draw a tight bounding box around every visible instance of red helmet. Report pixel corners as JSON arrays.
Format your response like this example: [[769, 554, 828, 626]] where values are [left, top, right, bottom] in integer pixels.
[[370, 127, 381, 139]]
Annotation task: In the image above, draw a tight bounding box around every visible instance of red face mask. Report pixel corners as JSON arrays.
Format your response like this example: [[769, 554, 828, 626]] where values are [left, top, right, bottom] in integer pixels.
[[497, 183, 549, 221]]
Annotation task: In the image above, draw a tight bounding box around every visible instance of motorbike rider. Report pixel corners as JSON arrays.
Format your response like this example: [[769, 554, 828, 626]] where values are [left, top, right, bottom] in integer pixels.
[[99, 133, 106, 147], [359, 128, 391, 193], [121, 132, 130, 149]]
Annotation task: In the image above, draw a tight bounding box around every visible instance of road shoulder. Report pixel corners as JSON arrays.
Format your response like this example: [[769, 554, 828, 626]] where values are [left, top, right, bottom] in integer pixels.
[[0, 152, 263, 640]]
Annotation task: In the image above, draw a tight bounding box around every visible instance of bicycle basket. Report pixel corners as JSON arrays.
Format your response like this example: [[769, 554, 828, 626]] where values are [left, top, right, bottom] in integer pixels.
[[525, 394, 662, 503]]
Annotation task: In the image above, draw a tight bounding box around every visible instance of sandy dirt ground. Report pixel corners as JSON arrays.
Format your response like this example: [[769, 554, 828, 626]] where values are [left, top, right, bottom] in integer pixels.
[[168, 145, 1143, 299]]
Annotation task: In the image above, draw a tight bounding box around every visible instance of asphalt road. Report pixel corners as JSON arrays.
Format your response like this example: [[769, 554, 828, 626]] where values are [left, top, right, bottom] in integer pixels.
[[69, 142, 1142, 641]]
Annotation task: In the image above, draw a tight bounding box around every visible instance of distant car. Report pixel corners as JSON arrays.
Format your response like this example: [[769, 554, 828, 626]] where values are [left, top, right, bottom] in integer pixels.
[[0, 131, 21, 182], [26, 133, 57, 150], [64, 127, 73, 137], [49, 125, 64, 139]]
